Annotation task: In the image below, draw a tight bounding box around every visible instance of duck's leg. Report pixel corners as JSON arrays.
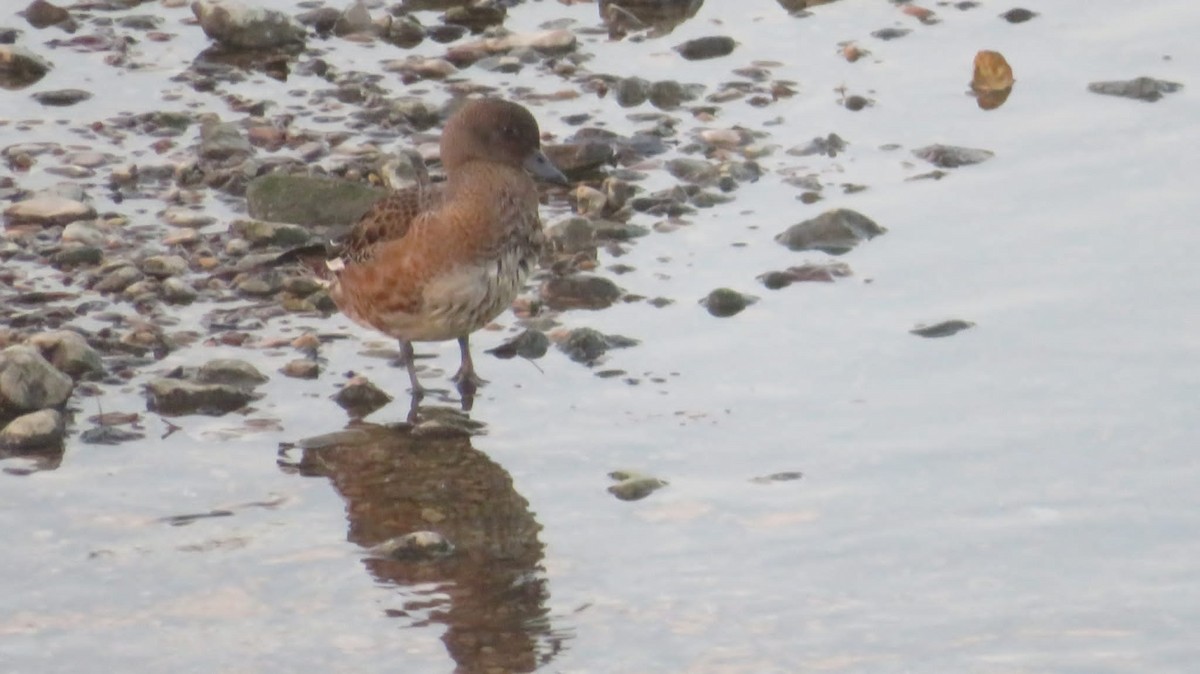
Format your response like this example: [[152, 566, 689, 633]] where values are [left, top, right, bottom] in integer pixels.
[[451, 335, 488, 394], [397, 339, 426, 400]]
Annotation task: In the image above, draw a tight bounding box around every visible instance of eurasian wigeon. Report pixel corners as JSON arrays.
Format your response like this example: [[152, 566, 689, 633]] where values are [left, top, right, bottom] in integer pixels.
[[291, 98, 566, 400]]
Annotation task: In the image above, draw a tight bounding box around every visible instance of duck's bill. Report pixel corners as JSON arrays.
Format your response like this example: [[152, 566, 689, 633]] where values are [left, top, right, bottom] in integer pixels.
[[524, 150, 569, 185]]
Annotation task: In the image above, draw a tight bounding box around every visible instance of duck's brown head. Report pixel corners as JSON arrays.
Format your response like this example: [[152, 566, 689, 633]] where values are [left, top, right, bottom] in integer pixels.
[[440, 98, 568, 185]]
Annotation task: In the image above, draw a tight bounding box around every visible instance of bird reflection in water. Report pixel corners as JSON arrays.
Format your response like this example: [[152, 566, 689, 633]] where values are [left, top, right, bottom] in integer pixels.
[[281, 413, 567, 673]]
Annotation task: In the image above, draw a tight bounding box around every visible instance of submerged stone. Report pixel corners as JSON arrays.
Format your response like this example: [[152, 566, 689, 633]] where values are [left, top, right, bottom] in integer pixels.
[[541, 274, 623, 310], [332, 377, 392, 418], [910, 319, 975, 338], [1087, 77, 1182, 103], [3, 194, 95, 226], [0, 346, 74, 415], [145, 378, 256, 416], [700, 288, 757, 318], [196, 359, 268, 388], [487, 329, 550, 360], [31, 88, 90, 106], [28, 330, 103, 380], [191, 0, 307, 50], [913, 144, 995, 168], [0, 409, 64, 451], [775, 208, 885, 255], [607, 470, 667, 501], [0, 45, 51, 89], [556, 328, 638, 365], [674, 35, 736, 61]]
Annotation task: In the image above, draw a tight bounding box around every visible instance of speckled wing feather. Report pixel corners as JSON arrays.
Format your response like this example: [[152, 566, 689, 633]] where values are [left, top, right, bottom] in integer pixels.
[[331, 164, 542, 327], [339, 181, 442, 265]]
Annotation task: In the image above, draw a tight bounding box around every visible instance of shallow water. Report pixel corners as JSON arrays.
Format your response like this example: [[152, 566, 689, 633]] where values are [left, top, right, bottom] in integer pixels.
[[3, 0, 1200, 672]]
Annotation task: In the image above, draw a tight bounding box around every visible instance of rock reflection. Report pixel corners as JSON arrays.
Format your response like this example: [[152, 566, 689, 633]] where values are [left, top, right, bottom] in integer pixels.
[[599, 0, 704, 38], [286, 411, 562, 673], [0, 441, 63, 475]]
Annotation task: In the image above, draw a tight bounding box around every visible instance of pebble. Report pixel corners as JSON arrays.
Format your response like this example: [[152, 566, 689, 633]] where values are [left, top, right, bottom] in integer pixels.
[[3, 195, 96, 227], [332, 0, 373, 36], [758, 262, 852, 289], [775, 208, 886, 255], [280, 359, 319, 379], [556, 328, 638, 365], [145, 377, 256, 416], [61, 221, 105, 246], [31, 89, 92, 107], [547, 216, 597, 254], [615, 77, 650, 107], [607, 470, 668, 501], [198, 116, 253, 163], [700, 288, 757, 318], [192, 0, 307, 50], [871, 27, 911, 40], [486, 329, 550, 360], [161, 277, 199, 304], [910, 320, 975, 338], [1000, 8, 1037, 23], [0, 345, 74, 413], [93, 264, 144, 293], [666, 158, 719, 185], [140, 254, 189, 278], [1087, 77, 1183, 103], [544, 142, 615, 178], [28, 330, 103, 380], [231, 219, 313, 248], [332, 377, 392, 418], [674, 36, 736, 61], [193, 359, 268, 388], [446, 29, 576, 66], [540, 274, 623, 310], [912, 144, 995, 168], [160, 206, 217, 229], [0, 409, 65, 451]]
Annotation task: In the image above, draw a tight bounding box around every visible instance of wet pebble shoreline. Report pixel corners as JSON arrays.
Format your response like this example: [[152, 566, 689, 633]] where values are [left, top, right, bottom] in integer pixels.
[[0, 0, 1184, 448]]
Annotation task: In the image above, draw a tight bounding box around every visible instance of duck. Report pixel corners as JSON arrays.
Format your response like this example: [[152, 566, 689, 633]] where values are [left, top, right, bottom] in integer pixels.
[[285, 98, 567, 401]]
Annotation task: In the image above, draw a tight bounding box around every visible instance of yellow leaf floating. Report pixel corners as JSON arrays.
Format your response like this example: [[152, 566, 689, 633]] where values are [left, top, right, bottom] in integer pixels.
[[971, 50, 1015, 110]]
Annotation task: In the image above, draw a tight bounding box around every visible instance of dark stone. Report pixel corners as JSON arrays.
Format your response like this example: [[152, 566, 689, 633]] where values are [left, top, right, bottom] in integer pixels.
[[145, 378, 255, 416], [912, 144, 995, 168], [30, 88, 90, 106], [774, 208, 886, 255], [758, 261, 852, 288], [1087, 77, 1183, 103], [332, 378, 392, 418], [0, 346, 73, 417], [543, 142, 615, 178], [540, 274, 623, 310], [910, 320, 975, 338], [999, 8, 1036, 23], [700, 288, 756, 318], [0, 409, 64, 451], [22, 0, 70, 29], [487, 329, 550, 360], [674, 35, 735, 60], [871, 27, 910, 40], [557, 328, 638, 365]]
